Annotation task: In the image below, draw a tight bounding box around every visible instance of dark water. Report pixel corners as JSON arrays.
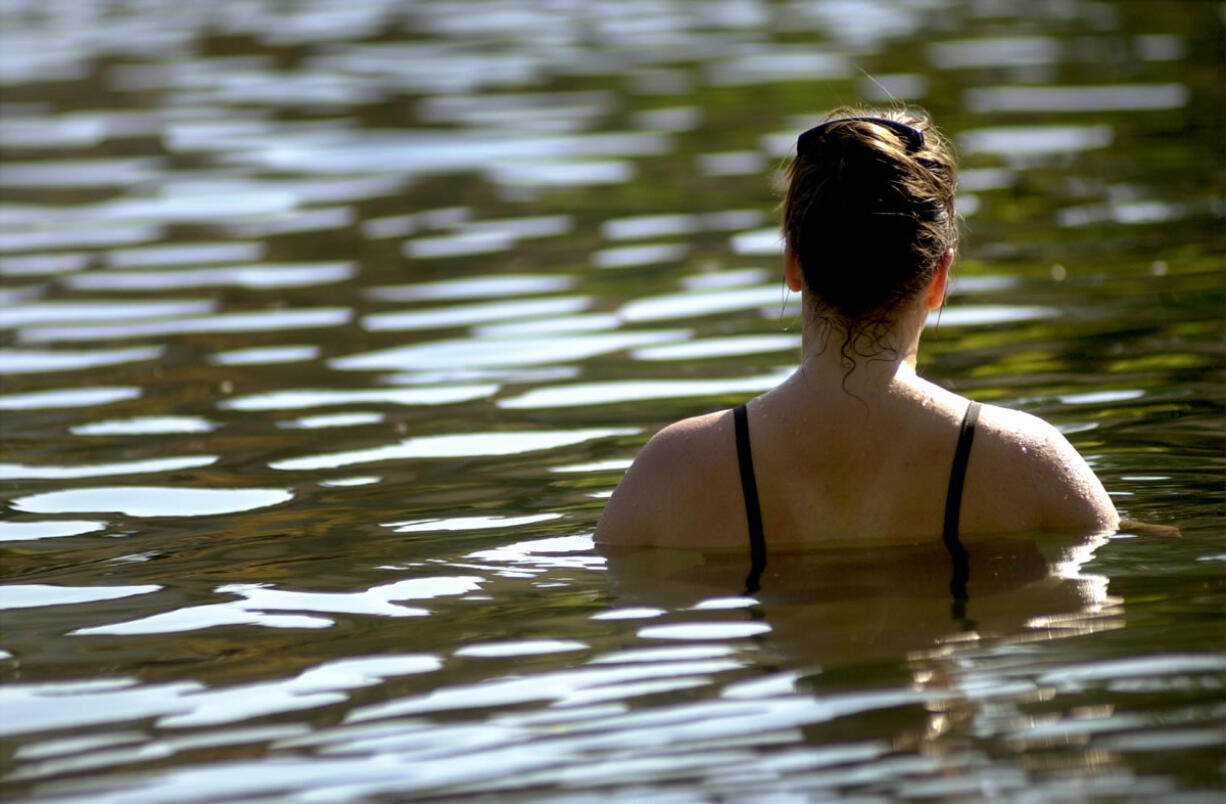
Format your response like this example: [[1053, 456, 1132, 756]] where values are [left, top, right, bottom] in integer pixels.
[[1, 1, 1223, 801]]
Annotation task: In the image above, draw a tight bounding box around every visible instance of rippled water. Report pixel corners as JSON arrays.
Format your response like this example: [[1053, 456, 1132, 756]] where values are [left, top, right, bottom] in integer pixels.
[[2, 1, 1224, 801]]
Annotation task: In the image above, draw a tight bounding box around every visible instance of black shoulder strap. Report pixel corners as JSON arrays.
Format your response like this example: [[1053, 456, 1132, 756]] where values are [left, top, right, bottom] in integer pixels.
[[942, 400, 980, 600], [733, 404, 766, 593]]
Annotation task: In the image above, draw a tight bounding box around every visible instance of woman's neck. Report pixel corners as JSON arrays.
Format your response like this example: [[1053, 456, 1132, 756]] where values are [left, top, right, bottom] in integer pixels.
[[794, 306, 926, 399]]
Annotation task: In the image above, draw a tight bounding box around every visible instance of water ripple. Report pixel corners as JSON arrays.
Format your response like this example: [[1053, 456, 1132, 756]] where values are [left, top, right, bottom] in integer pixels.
[[385, 513, 561, 533], [966, 83, 1188, 113], [0, 584, 161, 611], [0, 2, 1219, 800], [0, 386, 141, 410], [13, 487, 294, 517], [365, 273, 574, 302], [0, 520, 107, 542], [270, 428, 637, 471], [19, 307, 352, 343], [455, 640, 588, 658], [208, 345, 320, 366], [0, 300, 214, 328], [64, 262, 356, 291], [362, 296, 590, 332], [0, 455, 216, 480], [330, 332, 689, 370], [499, 371, 790, 409], [0, 346, 163, 374], [220, 385, 497, 411]]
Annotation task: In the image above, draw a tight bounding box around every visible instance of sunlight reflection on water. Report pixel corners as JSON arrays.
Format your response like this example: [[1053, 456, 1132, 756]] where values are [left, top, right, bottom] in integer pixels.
[[13, 487, 294, 517], [0, 1, 1221, 802]]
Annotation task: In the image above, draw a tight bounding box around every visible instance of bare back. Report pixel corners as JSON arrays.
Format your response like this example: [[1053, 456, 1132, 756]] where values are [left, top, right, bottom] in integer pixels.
[[595, 372, 1117, 549]]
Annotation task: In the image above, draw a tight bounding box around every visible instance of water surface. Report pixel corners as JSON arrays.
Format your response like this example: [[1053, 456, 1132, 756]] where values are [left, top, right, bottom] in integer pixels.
[[1, 1, 1223, 802]]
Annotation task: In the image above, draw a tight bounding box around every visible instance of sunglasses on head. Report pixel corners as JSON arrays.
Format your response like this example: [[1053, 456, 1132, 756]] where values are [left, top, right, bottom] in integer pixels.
[[797, 117, 925, 155]]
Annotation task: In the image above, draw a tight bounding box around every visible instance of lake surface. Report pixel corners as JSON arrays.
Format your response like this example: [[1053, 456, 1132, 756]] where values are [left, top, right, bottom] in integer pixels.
[[1, 0, 1223, 801]]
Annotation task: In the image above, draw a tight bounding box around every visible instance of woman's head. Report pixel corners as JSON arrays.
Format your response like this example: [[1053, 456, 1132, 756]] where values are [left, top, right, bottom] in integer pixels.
[[782, 107, 958, 346]]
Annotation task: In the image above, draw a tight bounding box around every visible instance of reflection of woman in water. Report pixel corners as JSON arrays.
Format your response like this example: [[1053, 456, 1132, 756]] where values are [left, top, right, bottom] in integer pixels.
[[595, 109, 1117, 594]]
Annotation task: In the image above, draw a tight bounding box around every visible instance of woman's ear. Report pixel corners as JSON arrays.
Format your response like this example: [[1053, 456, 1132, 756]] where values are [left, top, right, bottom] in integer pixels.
[[924, 248, 953, 310], [784, 245, 803, 292]]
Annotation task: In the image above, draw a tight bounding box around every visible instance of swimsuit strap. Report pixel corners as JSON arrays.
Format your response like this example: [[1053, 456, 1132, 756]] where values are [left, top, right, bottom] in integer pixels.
[[733, 404, 766, 593], [943, 400, 981, 600]]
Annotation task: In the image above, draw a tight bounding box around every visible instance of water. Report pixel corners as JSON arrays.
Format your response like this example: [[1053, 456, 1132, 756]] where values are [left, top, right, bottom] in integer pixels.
[[1, 0, 1223, 801]]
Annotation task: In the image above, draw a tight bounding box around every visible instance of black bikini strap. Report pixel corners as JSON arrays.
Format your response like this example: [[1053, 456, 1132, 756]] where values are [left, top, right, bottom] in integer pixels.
[[733, 404, 766, 593], [942, 400, 980, 600]]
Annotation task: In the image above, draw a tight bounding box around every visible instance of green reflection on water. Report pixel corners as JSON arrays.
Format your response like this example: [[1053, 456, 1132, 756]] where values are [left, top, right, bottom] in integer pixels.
[[0, 0, 1222, 801]]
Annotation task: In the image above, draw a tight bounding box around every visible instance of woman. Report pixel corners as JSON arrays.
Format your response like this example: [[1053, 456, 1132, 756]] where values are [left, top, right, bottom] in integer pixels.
[[595, 109, 1117, 571]]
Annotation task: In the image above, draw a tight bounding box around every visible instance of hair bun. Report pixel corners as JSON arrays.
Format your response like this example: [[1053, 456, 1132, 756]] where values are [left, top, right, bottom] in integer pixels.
[[782, 107, 959, 337]]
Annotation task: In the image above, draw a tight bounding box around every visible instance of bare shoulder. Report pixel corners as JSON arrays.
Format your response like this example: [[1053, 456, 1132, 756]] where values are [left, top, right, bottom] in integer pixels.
[[968, 403, 1118, 534], [594, 409, 741, 547]]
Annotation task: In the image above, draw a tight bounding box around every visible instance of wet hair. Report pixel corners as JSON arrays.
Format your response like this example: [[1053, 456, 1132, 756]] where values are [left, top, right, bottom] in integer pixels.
[[782, 107, 958, 369]]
